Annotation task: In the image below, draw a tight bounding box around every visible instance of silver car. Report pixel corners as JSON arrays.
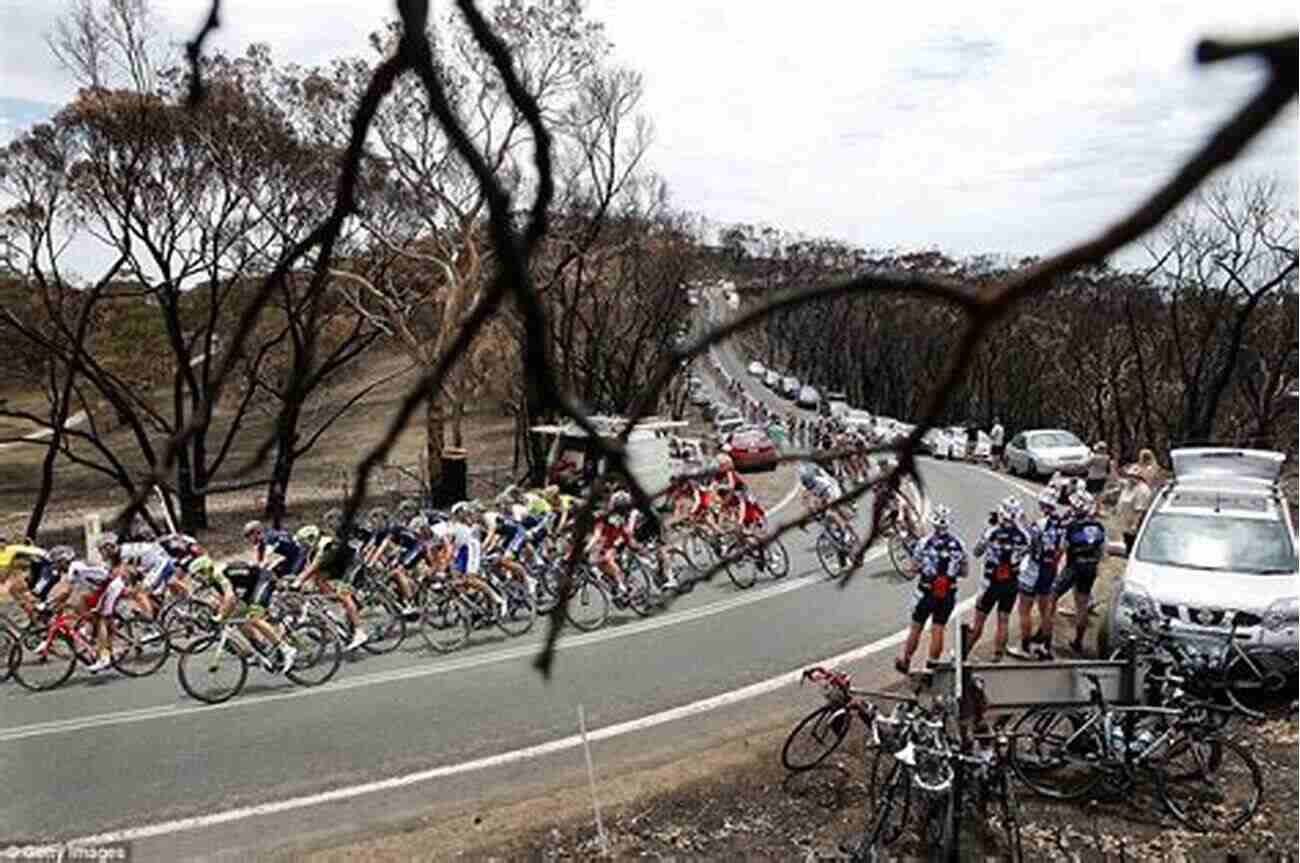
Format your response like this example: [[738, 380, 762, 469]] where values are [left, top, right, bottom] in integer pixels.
[[1101, 448, 1298, 699], [1005, 428, 1090, 478]]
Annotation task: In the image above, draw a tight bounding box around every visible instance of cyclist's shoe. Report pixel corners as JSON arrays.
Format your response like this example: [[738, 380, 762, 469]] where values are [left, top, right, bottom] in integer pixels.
[[1068, 637, 1086, 656], [401, 604, 420, 623], [279, 645, 299, 673], [346, 629, 369, 651], [86, 654, 112, 673], [1006, 640, 1033, 660]]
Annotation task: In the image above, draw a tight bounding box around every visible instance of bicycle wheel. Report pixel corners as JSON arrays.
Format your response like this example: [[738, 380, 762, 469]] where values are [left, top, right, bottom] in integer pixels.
[[922, 784, 956, 856], [178, 634, 249, 704], [110, 613, 170, 677], [284, 619, 342, 687], [160, 597, 219, 654], [663, 549, 696, 594], [496, 580, 536, 636], [421, 593, 471, 654], [887, 533, 918, 580], [1007, 706, 1104, 800], [781, 704, 851, 771], [1224, 651, 1298, 719], [858, 759, 913, 854], [11, 626, 78, 692], [724, 536, 759, 589], [563, 572, 611, 632], [358, 590, 406, 655], [815, 531, 851, 578], [763, 537, 790, 579], [1158, 735, 1261, 833], [682, 529, 717, 573]]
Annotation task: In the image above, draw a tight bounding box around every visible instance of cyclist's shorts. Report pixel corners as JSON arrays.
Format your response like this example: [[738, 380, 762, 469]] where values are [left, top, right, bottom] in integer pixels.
[[453, 542, 482, 577], [86, 576, 127, 617], [27, 562, 59, 600], [976, 579, 1017, 615], [911, 591, 956, 626], [1053, 563, 1098, 598], [504, 526, 527, 556], [1019, 562, 1056, 597]]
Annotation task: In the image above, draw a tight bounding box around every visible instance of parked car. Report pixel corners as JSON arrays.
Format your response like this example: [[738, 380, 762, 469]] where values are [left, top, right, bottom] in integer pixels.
[[781, 376, 800, 399], [968, 430, 992, 463], [713, 407, 743, 429], [796, 385, 820, 409], [715, 415, 746, 437], [1005, 429, 1090, 478], [724, 427, 779, 471], [748, 360, 765, 377], [821, 391, 850, 418], [1100, 448, 1299, 714], [764, 370, 781, 389], [921, 428, 951, 458], [946, 427, 968, 460]]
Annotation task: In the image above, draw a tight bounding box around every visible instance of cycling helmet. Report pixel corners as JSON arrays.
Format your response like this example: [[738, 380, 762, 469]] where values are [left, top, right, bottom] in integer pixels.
[[449, 502, 472, 522], [431, 522, 451, 542], [798, 461, 818, 483], [610, 491, 632, 509], [48, 545, 76, 566], [396, 498, 422, 521], [929, 504, 953, 532], [365, 507, 390, 529], [998, 496, 1023, 523], [408, 515, 431, 534], [1069, 490, 1095, 515], [242, 520, 264, 538], [295, 525, 322, 549], [97, 535, 120, 558], [1036, 489, 1058, 511], [322, 508, 344, 532]]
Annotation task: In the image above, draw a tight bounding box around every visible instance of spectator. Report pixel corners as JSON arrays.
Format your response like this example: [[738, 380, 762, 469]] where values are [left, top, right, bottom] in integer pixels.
[[989, 418, 1005, 469], [1086, 441, 1112, 496], [1117, 448, 1163, 553]]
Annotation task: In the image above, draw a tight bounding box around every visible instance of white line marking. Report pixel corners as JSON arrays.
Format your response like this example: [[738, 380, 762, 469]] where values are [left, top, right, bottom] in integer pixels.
[[0, 549, 887, 743], [65, 590, 977, 848]]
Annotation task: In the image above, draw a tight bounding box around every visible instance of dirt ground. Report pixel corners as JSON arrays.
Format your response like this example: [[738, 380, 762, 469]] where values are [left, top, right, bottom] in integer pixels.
[[278, 511, 1299, 863]]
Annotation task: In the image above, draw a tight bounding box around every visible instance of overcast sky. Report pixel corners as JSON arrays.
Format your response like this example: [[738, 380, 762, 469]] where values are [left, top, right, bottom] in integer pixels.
[[1, 0, 1295, 274]]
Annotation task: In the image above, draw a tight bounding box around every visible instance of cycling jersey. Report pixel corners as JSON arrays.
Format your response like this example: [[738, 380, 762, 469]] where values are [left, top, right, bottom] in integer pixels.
[[1022, 515, 1065, 595], [257, 529, 304, 577], [1055, 516, 1107, 596], [68, 560, 113, 589], [915, 533, 966, 600], [121, 541, 176, 590], [973, 523, 1031, 584], [442, 522, 481, 576], [386, 526, 424, 568]]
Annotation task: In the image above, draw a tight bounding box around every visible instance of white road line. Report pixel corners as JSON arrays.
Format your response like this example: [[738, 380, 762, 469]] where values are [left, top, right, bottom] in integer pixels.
[[0, 548, 887, 743], [64, 589, 978, 849]]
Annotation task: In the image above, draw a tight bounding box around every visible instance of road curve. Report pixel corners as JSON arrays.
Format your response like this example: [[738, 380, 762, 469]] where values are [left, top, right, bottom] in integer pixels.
[[1, 329, 1036, 861]]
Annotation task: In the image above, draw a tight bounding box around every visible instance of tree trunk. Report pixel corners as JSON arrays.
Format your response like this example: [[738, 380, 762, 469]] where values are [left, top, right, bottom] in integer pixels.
[[264, 429, 299, 528], [26, 433, 60, 541], [426, 396, 445, 494], [175, 457, 207, 534]]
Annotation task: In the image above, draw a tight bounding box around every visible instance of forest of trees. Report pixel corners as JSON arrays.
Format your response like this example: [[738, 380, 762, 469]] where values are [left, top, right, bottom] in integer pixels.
[[0, 0, 1294, 539], [722, 177, 1298, 463]]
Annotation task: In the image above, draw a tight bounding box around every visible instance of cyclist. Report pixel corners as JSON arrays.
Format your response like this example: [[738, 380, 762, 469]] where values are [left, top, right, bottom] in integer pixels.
[[429, 514, 507, 617], [119, 535, 180, 618], [798, 461, 854, 539], [1049, 490, 1107, 656], [0, 538, 50, 622], [619, 490, 680, 592], [482, 502, 538, 599], [356, 512, 422, 620], [45, 538, 129, 672], [586, 494, 632, 600], [1011, 489, 1067, 659], [962, 496, 1032, 662], [896, 505, 968, 676], [290, 524, 369, 651]]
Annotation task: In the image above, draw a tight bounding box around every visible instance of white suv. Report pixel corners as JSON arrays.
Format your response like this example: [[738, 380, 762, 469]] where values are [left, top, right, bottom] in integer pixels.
[[1101, 448, 1299, 664]]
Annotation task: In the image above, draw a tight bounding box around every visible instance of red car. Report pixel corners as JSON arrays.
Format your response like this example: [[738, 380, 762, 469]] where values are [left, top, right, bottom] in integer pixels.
[[725, 428, 779, 472]]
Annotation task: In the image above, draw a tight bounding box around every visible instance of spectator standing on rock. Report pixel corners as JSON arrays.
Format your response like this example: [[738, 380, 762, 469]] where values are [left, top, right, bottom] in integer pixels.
[[1117, 448, 1162, 553], [1086, 441, 1113, 506], [989, 418, 1005, 470]]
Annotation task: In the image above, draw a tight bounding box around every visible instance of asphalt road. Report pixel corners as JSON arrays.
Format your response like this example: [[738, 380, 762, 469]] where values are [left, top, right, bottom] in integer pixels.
[[0, 301, 1037, 860]]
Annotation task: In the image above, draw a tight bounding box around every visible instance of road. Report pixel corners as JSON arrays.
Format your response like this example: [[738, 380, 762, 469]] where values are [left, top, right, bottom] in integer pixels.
[[0, 309, 1036, 860]]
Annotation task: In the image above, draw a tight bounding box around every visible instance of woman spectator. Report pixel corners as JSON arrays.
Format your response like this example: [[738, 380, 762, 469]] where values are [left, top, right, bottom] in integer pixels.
[[1117, 448, 1163, 553]]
